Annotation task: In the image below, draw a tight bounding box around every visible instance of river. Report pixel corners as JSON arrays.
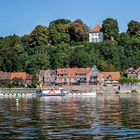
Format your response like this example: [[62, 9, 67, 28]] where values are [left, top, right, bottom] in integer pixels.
[[0, 95, 140, 139]]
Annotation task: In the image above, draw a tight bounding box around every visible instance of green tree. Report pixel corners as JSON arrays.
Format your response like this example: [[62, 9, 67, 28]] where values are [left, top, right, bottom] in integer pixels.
[[28, 25, 49, 47], [127, 20, 140, 36], [68, 19, 88, 42], [49, 23, 70, 44], [102, 18, 119, 41]]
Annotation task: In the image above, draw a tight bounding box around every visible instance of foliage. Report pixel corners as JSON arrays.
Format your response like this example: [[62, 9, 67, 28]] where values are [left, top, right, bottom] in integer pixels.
[[11, 78, 24, 87], [28, 25, 49, 47], [0, 18, 140, 75], [31, 73, 38, 88], [68, 19, 88, 42], [120, 77, 140, 84], [131, 89, 138, 94], [102, 18, 119, 41], [127, 20, 140, 36]]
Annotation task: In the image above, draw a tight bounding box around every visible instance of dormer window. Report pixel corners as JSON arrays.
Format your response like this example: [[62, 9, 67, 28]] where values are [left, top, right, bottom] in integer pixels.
[[107, 74, 112, 80]]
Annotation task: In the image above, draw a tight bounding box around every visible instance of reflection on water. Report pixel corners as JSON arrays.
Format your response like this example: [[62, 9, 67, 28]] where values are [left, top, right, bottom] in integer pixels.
[[0, 95, 140, 139]]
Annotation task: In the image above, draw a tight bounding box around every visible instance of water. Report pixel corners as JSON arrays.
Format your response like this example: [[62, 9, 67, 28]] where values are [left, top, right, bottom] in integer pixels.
[[0, 95, 140, 139]]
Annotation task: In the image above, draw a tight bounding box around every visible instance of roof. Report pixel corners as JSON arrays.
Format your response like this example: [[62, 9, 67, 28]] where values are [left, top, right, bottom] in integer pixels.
[[68, 68, 78, 77], [11, 72, 27, 80], [76, 68, 91, 74], [102, 72, 120, 81], [90, 25, 102, 33], [57, 68, 69, 74]]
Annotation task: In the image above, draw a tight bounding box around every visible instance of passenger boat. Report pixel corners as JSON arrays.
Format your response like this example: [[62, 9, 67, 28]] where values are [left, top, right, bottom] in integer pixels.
[[36, 89, 96, 97], [36, 89, 67, 97]]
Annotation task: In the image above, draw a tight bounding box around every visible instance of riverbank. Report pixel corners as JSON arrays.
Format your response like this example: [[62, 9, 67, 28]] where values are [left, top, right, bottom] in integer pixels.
[[0, 85, 140, 95]]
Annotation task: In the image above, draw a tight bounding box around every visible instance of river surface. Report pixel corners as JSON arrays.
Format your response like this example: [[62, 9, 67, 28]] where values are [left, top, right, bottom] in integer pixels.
[[0, 95, 140, 139]]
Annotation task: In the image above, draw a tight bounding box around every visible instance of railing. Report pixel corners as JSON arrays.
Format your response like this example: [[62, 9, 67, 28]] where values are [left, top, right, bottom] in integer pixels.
[[0, 88, 36, 96]]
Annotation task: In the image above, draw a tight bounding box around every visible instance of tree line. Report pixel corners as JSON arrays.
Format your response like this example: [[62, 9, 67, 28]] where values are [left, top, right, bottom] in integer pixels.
[[0, 18, 140, 74]]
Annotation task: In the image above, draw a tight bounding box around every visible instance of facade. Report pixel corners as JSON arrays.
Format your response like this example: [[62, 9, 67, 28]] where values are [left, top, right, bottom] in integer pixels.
[[11, 72, 32, 87], [0, 71, 11, 86], [89, 25, 103, 43], [76, 68, 91, 84], [136, 67, 140, 79], [126, 67, 137, 79], [102, 72, 120, 86], [89, 65, 99, 84], [39, 70, 56, 86]]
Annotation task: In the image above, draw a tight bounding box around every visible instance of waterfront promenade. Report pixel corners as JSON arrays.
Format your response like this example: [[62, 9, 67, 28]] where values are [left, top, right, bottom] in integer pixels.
[[0, 85, 140, 96]]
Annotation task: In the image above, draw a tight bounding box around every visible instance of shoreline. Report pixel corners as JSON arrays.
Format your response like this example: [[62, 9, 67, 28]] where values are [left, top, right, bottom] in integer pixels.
[[0, 85, 140, 95]]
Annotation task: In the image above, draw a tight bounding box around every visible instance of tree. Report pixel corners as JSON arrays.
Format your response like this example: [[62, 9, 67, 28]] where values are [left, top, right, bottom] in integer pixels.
[[49, 19, 71, 26], [68, 19, 88, 42], [28, 25, 49, 47], [102, 18, 119, 41], [49, 23, 70, 44], [127, 20, 140, 36]]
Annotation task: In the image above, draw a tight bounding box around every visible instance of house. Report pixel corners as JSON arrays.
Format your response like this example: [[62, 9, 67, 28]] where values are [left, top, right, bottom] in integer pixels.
[[67, 68, 78, 84], [39, 70, 56, 86], [76, 68, 91, 84], [89, 25, 103, 43], [56, 68, 94, 85], [126, 67, 137, 78], [136, 67, 140, 79], [89, 65, 99, 84], [102, 72, 120, 86], [56, 68, 69, 85], [0, 71, 11, 86], [11, 72, 32, 87]]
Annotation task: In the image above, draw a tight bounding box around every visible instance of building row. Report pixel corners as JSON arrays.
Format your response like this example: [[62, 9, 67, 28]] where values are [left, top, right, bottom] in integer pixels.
[[1, 66, 139, 87], [39, 66, 120, 86]]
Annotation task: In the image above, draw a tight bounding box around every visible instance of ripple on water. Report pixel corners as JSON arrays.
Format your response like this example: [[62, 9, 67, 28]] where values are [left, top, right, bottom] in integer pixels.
[[0, 96, 140, 139]]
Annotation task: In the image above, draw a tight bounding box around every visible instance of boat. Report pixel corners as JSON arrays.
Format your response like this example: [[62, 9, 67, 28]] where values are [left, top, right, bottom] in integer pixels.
[[36, 89, 67, 97], [36, 88, 96, 97]]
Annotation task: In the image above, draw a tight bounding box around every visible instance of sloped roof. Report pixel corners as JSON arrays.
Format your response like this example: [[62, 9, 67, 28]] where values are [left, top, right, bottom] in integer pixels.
[[102, 72, 120, 81], [57, 68, 69, 74], [76, 68, 91, 74], [11, 72, 27, 80], [68, 68, 78, 77], [90, 25, 103, 33]]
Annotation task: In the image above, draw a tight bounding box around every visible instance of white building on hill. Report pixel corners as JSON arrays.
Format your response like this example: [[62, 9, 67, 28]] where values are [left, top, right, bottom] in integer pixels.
[[89, 25, 103, 43]]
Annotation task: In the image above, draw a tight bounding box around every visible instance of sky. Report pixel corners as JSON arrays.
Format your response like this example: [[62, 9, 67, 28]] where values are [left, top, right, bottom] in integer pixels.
[[0, 0, 140, 37]]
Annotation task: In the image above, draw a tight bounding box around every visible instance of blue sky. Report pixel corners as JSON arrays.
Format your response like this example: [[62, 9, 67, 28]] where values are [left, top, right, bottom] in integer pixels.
[[0, 0, 140, 37]]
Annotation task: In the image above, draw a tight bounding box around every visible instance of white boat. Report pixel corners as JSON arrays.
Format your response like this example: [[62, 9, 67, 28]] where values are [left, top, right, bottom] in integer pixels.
[[36, 89, 68, 97]]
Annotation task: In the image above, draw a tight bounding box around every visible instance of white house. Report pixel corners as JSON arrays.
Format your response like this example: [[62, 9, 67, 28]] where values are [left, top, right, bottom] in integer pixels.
[[89, 25, 103, 43]]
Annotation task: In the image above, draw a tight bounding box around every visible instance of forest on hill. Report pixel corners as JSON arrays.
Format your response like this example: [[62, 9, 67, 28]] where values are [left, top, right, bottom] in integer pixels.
[[0, 18, 140, 74]]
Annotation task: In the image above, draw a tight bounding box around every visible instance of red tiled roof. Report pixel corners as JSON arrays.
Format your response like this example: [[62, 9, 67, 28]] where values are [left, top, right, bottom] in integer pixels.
[[90, 25, 102, 33], [67, 68, 77, 78], [76, 68, 91, 74], [11, 72, 27, 80], [57, 68, 69, 74], [102, 72, 120, 81]]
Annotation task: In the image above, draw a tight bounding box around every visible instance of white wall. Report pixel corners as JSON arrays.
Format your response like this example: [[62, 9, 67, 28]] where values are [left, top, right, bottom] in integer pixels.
[[89, 32, 103, 43]]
